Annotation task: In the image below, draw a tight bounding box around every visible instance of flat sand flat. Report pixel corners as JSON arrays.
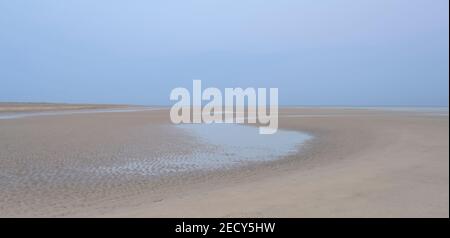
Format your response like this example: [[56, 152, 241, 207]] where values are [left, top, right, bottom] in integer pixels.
[[0, 107, 448, 217]]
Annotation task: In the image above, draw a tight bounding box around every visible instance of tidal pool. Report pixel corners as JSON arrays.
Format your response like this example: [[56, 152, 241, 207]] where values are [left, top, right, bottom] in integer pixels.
[[91, 123, 312, 177]]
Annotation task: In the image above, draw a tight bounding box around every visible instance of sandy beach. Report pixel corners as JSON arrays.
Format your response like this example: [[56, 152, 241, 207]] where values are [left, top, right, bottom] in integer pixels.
[[0, 105, 448, 217]]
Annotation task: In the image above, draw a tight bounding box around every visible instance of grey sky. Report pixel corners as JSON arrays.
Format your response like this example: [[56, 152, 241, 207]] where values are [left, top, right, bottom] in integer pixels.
[[0, 0, 448, 106]]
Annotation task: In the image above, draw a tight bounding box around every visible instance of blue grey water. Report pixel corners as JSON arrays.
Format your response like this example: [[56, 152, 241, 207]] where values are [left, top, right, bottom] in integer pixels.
[[89, 123, 312, 177]]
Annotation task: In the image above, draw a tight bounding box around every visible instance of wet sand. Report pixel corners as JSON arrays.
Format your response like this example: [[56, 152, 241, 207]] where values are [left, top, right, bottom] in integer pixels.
[[0, 106, 448, 217]]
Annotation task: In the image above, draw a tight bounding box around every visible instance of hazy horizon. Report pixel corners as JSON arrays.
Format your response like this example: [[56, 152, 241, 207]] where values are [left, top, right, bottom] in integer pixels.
[[1, 0, 448, 106]]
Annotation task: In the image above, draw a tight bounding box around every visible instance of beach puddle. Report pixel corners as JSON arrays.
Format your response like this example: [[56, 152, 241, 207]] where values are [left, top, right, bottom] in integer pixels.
[[92, 123, 312, 177], [177, 123, 311, 163]]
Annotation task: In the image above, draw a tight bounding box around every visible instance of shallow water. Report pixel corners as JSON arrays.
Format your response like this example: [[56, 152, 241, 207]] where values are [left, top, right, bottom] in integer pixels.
[[177, 123, 311, 166], [91, 123, 312, 177]]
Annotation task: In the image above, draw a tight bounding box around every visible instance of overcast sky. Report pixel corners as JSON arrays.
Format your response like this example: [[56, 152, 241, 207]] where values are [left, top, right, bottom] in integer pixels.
[[0, 0, 448, 106]]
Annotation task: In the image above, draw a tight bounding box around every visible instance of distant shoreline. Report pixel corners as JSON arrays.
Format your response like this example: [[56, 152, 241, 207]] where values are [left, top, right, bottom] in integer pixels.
[[0, 102, 133, 113]]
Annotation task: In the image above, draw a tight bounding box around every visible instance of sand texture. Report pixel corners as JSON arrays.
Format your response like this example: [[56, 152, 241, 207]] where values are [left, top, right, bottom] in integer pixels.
[[0, 107, 448, 217]]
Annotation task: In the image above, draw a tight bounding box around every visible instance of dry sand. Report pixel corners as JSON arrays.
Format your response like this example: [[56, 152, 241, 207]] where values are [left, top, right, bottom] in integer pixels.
[[0, 105, 448, 217]]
